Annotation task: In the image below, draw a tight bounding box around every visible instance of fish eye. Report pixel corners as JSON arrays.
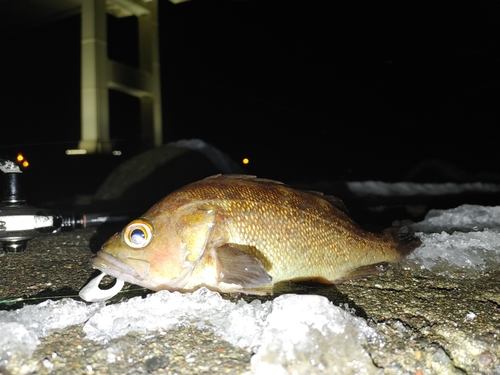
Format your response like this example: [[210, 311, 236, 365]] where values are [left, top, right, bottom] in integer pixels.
[[123, 219, 153, 248]]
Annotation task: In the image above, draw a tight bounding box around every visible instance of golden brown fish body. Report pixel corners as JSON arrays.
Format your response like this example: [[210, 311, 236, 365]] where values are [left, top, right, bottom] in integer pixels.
[[92, 174, 420, 294]]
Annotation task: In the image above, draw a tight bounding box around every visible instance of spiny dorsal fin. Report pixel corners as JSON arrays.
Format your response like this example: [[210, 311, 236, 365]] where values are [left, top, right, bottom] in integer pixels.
[[205, 174, 349, 214], [204, 174, 284, 185]]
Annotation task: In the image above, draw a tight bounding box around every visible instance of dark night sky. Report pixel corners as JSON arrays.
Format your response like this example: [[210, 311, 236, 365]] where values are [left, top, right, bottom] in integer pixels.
[[1, 0, 500, 184]]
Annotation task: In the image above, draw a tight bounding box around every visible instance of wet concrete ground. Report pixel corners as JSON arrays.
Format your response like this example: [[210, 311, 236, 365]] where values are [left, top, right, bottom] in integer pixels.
[[1, 224, 499, 374]]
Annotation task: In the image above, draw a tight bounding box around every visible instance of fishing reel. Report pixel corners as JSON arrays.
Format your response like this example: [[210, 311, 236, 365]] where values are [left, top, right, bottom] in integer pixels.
[[0, 158, 86, 252], [0, 157, 134, 253]]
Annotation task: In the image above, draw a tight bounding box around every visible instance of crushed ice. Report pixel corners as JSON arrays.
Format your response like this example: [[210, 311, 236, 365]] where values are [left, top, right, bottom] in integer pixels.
[[405, 204, 500, 274], [0, 299, 103, 367], [1, 289, 380, 374]]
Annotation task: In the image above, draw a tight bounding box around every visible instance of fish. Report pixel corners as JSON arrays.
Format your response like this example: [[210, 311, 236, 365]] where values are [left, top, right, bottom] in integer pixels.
[[80, 174, 421, 301]]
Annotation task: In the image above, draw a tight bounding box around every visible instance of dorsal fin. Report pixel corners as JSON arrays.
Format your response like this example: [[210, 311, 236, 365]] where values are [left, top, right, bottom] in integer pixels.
[[204, 174, 285, 185], [322, 194, 349, 214], [204, 174, 349, 214], [303, 189, 349, 215]]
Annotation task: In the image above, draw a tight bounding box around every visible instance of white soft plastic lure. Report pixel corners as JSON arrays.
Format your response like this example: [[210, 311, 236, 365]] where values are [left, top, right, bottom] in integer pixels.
[[79, 272, 125, 302]]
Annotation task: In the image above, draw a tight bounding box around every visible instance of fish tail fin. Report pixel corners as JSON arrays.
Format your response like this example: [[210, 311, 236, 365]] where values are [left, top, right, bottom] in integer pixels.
[[384, 225, 421, 259]]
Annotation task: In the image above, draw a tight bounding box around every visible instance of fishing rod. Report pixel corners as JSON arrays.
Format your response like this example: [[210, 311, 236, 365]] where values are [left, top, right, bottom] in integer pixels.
[[0, 157, 132, 253]]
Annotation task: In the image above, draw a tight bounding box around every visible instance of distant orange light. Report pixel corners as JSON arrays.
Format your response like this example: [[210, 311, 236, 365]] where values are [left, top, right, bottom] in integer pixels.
[[242, 158, 250, 165], [22, 161, 29, 168], [16, 154, 24, 162]]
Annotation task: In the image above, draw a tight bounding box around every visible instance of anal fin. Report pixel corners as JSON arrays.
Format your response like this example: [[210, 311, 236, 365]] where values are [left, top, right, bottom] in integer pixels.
[[336, 262, 389, 283]]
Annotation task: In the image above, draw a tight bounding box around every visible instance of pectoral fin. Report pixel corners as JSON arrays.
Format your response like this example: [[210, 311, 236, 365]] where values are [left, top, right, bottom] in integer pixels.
[[213, 245, 272, 288]]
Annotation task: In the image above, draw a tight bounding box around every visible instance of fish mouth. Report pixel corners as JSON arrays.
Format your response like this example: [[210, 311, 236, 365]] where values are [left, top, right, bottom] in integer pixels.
[[92, 251, 154, 289], [92, 251, 196, 292]]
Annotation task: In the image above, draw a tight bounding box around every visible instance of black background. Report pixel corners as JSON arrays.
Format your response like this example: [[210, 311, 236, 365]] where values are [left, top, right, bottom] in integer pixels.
[[1, 0, 499, 185]]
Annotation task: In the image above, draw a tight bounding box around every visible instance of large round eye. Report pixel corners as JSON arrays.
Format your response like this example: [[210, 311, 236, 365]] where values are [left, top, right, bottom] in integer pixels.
[[123, 219, 153, 248]]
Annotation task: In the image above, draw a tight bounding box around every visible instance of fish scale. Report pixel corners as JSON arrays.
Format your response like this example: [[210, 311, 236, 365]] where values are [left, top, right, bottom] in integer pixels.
[[247, 217, 356, 281]]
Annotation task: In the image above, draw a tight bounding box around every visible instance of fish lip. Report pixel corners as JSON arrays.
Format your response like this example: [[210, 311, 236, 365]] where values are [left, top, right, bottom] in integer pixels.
[[92, 251, 148, 284], [92, 251, 193, 292]]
